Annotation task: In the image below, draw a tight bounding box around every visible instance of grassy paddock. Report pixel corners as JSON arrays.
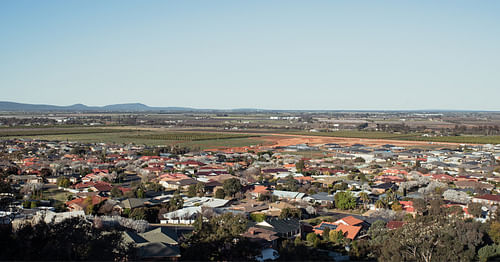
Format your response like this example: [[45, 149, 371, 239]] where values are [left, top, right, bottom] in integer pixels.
[[0, 127, 134, 137], [4, 130, 269, 149], [121, 132, 259, 141]]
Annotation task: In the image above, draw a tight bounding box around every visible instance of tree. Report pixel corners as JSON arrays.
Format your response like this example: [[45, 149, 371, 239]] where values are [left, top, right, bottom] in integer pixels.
[[215, 188, 225, 199], [110, 186, 123, 198], [223, 178, 242, 198], [329, 230, 344, 244], [333, 182, 348, 191], [478, 244, 500, 262], [322, 227, 330, 241], [306, 232, 318, 245], [367, 220, 387, 245], [359, 192, 369, 210], [181, 213, 258, 261], [283, 175, 299, 191], [195, 182, 205, 197], [56, 177, 71, 188], [130, 208, 146, 220], [468, 202, 483, 218], [334, 191, 356, 210], [187, 184, 197, 197], [250, 213, 266, 222], [279, 208, 302, 219], [489, 221, 500, 244], [391, 201, 403, 211], [296, 160, 305, 173], [294, 236, 302, 246], [135, 188, 145, 198], [354, 157, 366, 163], [412, 198, 427, 214], [379, 216, 484, 262], [40, 168, 52, 178], [0, 180, 12, 193], [0, 217, 135, 261], [169, 194, 183, 211], [429, 198, 444, 216]]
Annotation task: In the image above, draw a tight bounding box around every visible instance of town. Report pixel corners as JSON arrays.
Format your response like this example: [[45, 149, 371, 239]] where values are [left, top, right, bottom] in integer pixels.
[[2, 1, 500, 261], [1, 128, 499, 261]]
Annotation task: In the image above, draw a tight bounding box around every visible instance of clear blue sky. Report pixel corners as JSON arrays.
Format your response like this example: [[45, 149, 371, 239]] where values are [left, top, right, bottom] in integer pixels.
[[1, 1, 499, 110]]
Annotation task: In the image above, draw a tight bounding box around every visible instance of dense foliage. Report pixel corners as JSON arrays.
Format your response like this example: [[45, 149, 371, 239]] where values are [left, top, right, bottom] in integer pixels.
[[181, 213, 259, 261], [0, 217, 135, 261]]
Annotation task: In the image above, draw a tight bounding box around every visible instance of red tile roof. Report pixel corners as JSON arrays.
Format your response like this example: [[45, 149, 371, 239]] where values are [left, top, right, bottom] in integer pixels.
[[335, 216, 363, 226], [387, 221, 406, 230], [335, 224, 361, 240], [475, 194, 500, 202]]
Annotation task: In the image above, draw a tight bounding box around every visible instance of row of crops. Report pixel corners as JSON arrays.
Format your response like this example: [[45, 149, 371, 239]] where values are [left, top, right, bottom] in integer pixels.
[[121, 132, 259, 141]]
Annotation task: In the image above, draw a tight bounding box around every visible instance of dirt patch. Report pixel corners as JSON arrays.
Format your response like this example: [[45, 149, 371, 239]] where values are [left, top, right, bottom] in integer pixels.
[[259, 134, 462, 148]]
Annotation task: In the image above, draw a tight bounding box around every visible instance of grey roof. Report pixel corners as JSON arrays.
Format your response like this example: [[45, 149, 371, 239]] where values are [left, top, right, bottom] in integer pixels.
[[138, 242, 181, 259], [256, 218, 300, 234], [272, 190, 305, 199], [310, 192, 335, 202], [141, 227, 179, 245], [123, 226, 179, 247], [183, 197, 230, 208], [120, 198, 149, 209]]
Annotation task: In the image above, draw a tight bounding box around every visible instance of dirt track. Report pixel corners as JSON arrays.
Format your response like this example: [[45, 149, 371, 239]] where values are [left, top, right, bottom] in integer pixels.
[[259, 133, 462, 148]]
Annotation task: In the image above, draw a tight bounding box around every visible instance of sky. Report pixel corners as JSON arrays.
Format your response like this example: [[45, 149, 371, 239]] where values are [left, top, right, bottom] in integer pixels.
[[1, 1, 499, 110]]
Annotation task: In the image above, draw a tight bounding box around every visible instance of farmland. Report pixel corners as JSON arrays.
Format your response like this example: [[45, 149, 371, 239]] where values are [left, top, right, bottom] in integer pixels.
[[0, 127, 133, 137], [0, 127, 269, 149], [284, 130, 500, 144], [121, 132, 259, 141]]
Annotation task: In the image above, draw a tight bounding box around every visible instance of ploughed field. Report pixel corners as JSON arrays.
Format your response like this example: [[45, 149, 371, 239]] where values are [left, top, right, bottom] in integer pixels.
[[285, 130, 500, 144]]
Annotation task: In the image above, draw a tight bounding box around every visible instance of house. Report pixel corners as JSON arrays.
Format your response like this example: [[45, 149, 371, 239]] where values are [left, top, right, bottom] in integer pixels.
[[265, 202, 296, 217], [431, 174, 456, 182], [371, 182, 398, 194], [313, 222, 337, 235], [241, 227, 279, 248], [327, 216, 365, 240], [46, 176, 59, 184], [123, 227, 181, 261], [272, 190, 305, 201], [66, 195, 107, 211], [294, 176, 314, 184], [161, 197, 230, 224], [454, 181, 494, 191], [90, 181, 112, 193], [160, 178, 197, 190], [307, 192, 335, 205], [472, 194, 500, 206], [254, 218, 301, 239], [120, 198, 150, 210], [399, 201, 415, 213], [251, 186, 270, 198]]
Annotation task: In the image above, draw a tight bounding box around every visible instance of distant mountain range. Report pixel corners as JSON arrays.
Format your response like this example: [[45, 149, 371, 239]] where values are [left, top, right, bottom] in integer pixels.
[[0, 101, 497, 113], [0, 101, 196, 112]]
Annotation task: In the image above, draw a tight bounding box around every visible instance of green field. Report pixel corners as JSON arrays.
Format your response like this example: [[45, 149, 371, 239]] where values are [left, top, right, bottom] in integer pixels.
[[0, 127, 133, 137], [286, 130, 500, 144], [0, 128, 270, 149], [121, 132, 259, 141]]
